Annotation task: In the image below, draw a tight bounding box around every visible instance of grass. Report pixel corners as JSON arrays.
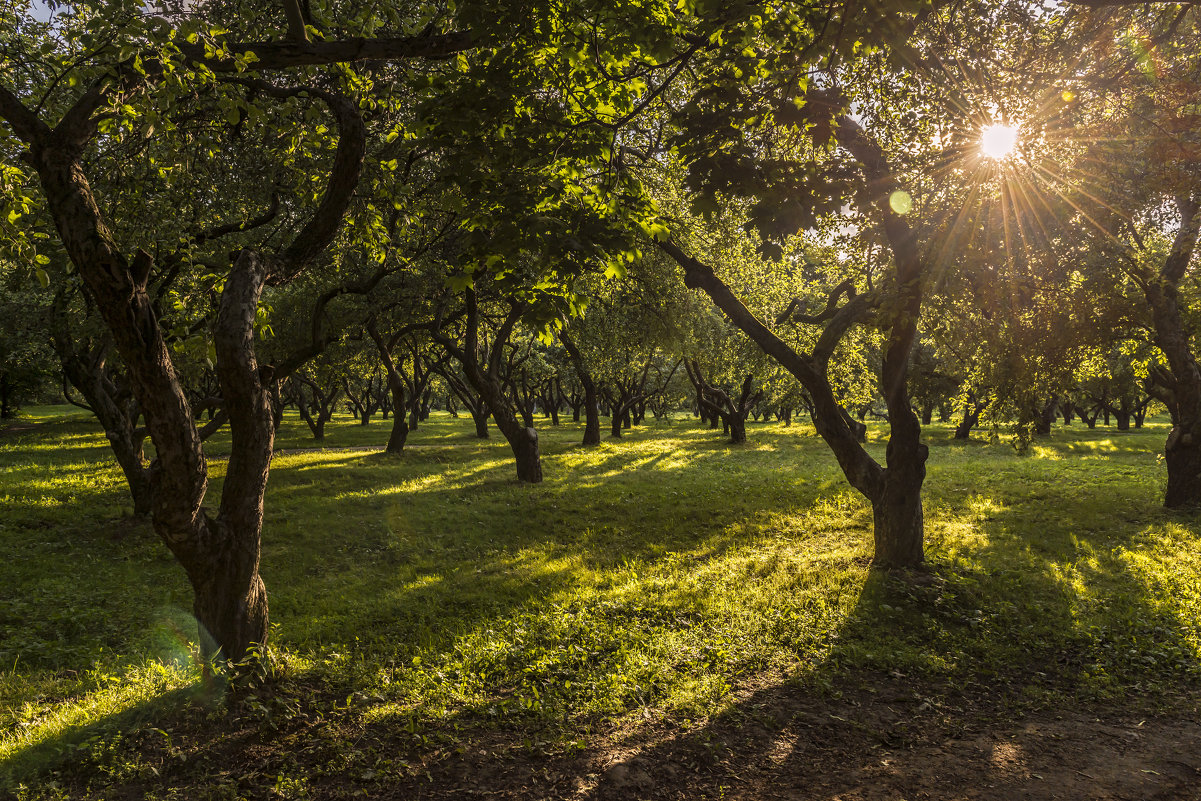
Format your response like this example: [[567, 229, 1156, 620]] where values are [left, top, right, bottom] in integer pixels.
[[1, 405, 1199, 798]]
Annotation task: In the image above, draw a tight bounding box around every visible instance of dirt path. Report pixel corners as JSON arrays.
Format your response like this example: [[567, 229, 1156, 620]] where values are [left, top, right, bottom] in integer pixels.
[[369, 678, 1201, 801]]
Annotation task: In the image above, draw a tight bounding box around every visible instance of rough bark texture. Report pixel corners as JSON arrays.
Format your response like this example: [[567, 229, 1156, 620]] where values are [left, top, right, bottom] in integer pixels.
[[872, 467, 925, 567], [1165, 428, 1201, 508], [190, 251, 273, 661]]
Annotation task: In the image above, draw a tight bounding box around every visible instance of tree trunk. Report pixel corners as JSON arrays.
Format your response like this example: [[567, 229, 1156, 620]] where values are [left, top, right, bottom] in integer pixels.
[[840, 406, 867, 443], [510, 426, 543, 482], [655, 108, 929, 569], [472, 408, 489, 438], [111, 428, 154, 515], [954, 403, 981, 440], [871, 465, 925, 568], [1165, 428, 1201, 508], [20, 78, 369, 666], [560, 331, 601, 446], [188, 519, 269, 664], [186, 251, 274, 662], [0, 374, 11, 418], [1137, 196, 1201, 507], [728, 413, 746, 444], [1033, 398, 1056, 436], [386, 387, 409, 453]]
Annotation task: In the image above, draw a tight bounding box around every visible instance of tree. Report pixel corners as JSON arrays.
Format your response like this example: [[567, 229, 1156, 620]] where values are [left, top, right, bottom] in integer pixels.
[[432, 288, 544, 482], [1042, 3, 1201, 502], [0, 1, 475, 662]]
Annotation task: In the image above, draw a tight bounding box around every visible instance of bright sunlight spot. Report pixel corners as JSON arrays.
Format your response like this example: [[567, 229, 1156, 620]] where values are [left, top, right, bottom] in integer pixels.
[[981, 123, 1018, 159]]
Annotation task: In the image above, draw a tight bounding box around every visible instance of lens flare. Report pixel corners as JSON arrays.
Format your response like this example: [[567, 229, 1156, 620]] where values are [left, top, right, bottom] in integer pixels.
[[981, 124, 1018, 159]]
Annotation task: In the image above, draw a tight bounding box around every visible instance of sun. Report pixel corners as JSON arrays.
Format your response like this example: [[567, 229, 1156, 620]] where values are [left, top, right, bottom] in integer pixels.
[[981, 123, 1019, 159]]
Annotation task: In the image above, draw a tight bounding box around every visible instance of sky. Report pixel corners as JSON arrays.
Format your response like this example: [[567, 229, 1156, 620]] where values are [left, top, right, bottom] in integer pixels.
[[29, 1, 55, 22]]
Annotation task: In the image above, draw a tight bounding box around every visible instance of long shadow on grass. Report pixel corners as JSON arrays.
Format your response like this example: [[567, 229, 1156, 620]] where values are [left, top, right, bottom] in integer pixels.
[[560, 477, 1201, 800], [336, 466, 1201, 800]]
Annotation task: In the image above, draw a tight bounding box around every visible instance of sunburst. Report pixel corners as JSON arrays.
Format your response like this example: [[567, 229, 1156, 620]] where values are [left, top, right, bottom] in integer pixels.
[[981, 123, 1019, 159]]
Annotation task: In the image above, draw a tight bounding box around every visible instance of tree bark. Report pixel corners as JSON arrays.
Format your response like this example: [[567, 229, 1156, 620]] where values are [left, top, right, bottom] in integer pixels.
[[1165, 427, 1201, 507], [871, 464, 925, 567], [472, 409, 490, 438], [560, 331, 601, 446]]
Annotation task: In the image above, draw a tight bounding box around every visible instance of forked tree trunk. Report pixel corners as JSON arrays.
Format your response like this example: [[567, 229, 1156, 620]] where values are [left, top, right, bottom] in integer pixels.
[[435, 293, 543, 481], [365, 320, 413, 454], [16, 74, 368, 665]]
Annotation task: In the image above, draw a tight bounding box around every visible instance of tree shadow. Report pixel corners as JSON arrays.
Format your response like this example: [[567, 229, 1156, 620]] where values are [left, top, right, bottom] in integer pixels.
[[562, 477, 1201, 800]]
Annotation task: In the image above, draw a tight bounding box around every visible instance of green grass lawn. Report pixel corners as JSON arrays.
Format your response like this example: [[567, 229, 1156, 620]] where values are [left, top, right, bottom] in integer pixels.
[[2, 406, 1199, 798]]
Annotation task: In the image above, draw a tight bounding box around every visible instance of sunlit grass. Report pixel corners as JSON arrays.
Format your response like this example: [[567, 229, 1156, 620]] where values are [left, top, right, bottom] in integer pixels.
[[1, 408, 1198, 795]]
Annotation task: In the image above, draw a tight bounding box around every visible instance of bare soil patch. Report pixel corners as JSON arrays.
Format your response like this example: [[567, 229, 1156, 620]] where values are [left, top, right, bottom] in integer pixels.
[[367, 678, 1201, 801]]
